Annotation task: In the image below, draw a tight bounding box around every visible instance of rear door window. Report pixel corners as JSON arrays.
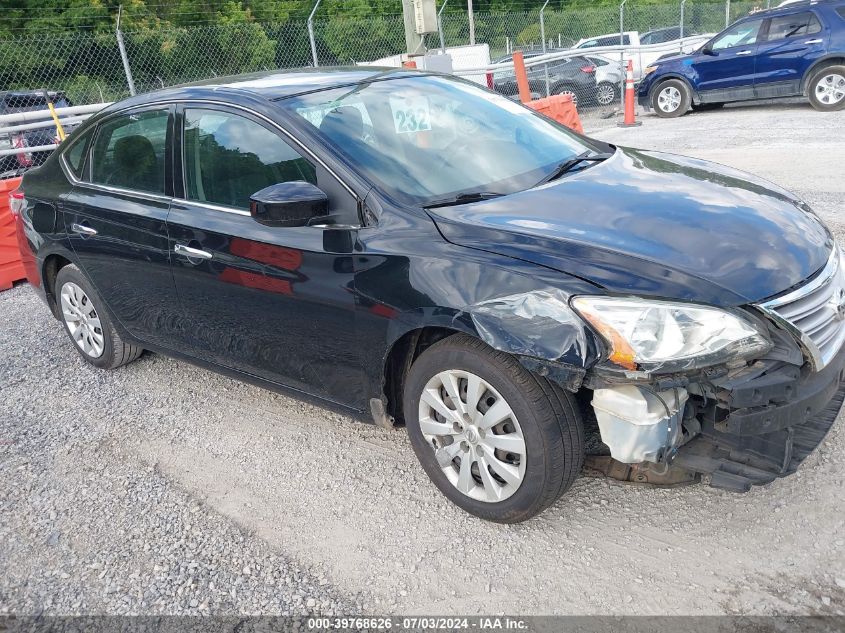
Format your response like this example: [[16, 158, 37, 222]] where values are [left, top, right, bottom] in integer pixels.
[[90, 109, 169, 194], [765, 12, 822, 41]]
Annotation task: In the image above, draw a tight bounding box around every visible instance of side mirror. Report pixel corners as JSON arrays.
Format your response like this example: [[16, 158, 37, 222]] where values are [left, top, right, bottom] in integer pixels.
[[250, 181, 329, 228], [701, 44, 717, 56]]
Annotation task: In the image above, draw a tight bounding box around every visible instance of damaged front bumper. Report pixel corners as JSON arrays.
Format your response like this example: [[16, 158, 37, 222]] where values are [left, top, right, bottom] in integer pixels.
[[587, 340, 845, 492], [672, 341, 845, 492]]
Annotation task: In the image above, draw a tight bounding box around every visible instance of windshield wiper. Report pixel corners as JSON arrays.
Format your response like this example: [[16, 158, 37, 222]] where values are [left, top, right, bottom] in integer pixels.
[[536, 151, 613, 186], [422, 191, 505, 209]]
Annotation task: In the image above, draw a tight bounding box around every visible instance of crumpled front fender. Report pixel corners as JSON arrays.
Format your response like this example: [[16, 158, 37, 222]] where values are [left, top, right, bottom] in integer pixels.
[[453, 288, 599, 391]]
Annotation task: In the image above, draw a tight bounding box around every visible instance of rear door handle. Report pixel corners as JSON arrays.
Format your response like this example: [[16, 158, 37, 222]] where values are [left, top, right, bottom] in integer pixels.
[[70, 223, 97, 236], [736, 50, 752, 56], [174, 243, 213, 260], [804, 39, 823, 44]]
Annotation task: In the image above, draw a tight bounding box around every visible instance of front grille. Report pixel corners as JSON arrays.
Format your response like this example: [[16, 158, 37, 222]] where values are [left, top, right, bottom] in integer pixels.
[[759, 249, 845, 371]]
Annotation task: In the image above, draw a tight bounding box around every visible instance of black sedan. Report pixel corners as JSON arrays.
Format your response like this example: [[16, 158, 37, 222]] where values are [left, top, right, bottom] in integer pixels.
[[491, 52, 598, 106], [14, 68, 844, 522]]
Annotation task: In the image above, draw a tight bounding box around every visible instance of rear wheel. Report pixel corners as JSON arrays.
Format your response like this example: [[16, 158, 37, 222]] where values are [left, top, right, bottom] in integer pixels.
[[808, 65, 845, 112], [651, 79, 691, 118], [55, 264, 143, 369], [403, 334, 584, 523]]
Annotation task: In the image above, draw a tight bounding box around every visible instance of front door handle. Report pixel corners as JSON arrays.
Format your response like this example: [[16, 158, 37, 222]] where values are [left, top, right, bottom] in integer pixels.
[[70, 223, 97, 236], [804, 39, 823, 44], [736, 50, 752, 56], [174, 243, 213, 260]]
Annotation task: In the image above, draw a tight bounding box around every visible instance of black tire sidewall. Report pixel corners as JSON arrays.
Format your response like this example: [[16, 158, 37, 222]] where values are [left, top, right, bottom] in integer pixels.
[[55, 265, 120, 369], [651, 79, 691, 118], [808, 65, 845, 112], [404, 337, 575, 523]]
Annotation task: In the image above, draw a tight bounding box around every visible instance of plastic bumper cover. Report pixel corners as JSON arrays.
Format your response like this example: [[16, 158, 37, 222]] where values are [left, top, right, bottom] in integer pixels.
[[673, 343, 845, 492]]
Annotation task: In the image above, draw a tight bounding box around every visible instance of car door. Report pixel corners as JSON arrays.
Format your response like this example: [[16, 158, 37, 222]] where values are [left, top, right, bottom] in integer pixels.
[[167, 104, 366, 406], [754, 10, 828, 98], [691, 17, 765, 101], [62, 105, 183, 349]]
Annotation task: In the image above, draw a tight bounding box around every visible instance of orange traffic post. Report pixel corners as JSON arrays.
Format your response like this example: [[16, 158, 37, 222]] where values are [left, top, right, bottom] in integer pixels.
[[618, 59, 642, 128], [513, 51, 532, 105], [0, 177, 26, 291]]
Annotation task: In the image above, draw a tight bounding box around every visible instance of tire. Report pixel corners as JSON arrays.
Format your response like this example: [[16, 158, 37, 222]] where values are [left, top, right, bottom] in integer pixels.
[[651, 78, 691, 118], [807, 65, 845, 112], [595, 81, 618, 107], [403, 334, 585, 523], [692, 102, 724, 111], [55, 264, 143, 369], [553, 85, 580, 107]]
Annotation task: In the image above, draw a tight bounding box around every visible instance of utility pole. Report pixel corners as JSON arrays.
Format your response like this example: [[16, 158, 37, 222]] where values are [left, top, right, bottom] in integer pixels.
[[115, 5, 136, 96], [401, 0, 424, 55], [467, 0, 476, 45]]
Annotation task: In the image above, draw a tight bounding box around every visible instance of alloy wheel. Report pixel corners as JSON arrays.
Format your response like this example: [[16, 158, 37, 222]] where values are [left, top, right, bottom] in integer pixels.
[[60, 282, 105, 358], [558, 90, 578, 107], [815, 73, 845, 105], [657, 86, 682, 113], [596, 83, 616, 106], [417, 370, 526, 503]]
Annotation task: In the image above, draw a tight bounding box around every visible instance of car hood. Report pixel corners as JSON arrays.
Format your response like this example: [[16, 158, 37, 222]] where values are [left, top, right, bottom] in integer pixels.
[[428, 147, 833, 306], [653, 51, 692, 64]]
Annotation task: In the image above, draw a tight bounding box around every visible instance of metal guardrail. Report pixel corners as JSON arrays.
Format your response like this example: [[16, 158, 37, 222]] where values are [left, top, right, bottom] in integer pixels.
[[0, 103, 110, 160], [452, 35, 713, 77]]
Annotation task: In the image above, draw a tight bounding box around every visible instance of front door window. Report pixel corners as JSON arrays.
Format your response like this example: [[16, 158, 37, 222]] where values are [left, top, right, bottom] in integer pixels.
[[182, 108, 317, 210]]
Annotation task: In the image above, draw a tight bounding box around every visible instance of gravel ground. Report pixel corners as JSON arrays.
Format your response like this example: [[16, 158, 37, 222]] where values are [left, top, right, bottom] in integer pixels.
[[1, 100, 844, 617]]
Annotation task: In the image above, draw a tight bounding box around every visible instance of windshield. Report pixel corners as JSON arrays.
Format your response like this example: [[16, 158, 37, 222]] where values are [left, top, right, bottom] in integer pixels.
[[278, 74, 602, 205]]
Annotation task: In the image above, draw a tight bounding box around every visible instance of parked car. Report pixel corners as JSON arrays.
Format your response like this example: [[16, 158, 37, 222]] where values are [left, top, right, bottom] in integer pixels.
[[585, 55, 623, 105], [572, 30, 712, 78], [0, 90, 72, 176], [573, 31, 636, 50], [492, 51, 598, 106], [640, 26, 684, 45], [638, 0, 845, 116], [15, 68, 845, 522]]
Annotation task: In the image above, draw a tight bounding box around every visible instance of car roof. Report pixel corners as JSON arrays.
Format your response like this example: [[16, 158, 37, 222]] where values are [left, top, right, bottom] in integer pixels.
[[743, 0, 843, 18], [101, 67, 428, 113], [642, 26, 679, 35]]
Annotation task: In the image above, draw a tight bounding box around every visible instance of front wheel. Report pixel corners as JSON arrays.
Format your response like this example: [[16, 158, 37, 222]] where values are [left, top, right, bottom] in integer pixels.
[[595, 81, 618, 107], [651, 79, 691, 118], [808, 65, 845, 112], [554, 85, 580, 108], [403, 334, 584, 523]]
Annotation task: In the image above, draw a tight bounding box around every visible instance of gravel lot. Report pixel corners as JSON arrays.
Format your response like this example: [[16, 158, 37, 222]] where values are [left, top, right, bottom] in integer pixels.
[[2, 100, 844, 617]]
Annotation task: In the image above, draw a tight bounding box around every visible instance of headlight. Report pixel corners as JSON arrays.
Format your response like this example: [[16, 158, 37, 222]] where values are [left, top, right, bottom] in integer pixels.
[[643, 65, 659, 76], [571, 296, 771, 373]]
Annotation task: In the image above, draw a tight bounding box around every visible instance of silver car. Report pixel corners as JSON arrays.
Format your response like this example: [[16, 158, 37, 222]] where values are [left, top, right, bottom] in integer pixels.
[[585, 55, 623, 106]]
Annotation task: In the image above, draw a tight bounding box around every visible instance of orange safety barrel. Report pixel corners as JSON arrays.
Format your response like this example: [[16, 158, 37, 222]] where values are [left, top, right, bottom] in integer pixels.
[[0, 176, 26, 291], [526, 94, 584, 134]]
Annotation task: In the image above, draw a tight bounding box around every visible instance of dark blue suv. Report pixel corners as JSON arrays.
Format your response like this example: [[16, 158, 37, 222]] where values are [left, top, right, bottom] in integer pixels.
[[638, 0, 845, 116]]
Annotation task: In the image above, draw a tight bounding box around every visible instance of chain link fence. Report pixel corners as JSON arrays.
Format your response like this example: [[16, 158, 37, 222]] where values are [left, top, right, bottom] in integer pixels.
[[0, 0, 768, 108]]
